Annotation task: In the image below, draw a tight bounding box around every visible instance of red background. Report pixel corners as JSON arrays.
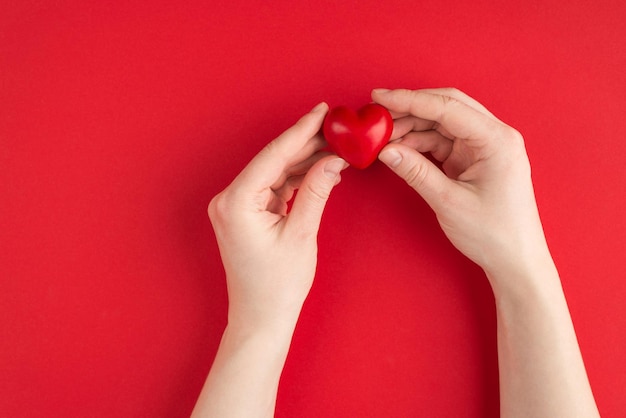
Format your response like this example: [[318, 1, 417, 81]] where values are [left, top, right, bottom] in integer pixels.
[[2, 1, 625, 417]]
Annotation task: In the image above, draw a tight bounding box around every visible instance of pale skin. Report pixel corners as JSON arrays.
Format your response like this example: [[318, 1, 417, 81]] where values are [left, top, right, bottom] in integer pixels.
[[192, 89, 600, 417]]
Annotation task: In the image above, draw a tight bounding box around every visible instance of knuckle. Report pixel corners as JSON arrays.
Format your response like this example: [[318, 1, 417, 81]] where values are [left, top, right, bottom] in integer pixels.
[[408, 89, 422, 112], [502, 126, 527, 156], [260, 140, 279, 159], [261, 137, 292, 166], [440, 93, 459, 108], [408, 88, 421, 99], [207, 192, 230, 222], [403, 161, 429, 190], [434, 93, 462, 124], [503, 125, 524, 144], [303, 181, 330, 204], [496, 125, 531, 174], [441, 87, 462, 97], [207, 196, 217, 220]]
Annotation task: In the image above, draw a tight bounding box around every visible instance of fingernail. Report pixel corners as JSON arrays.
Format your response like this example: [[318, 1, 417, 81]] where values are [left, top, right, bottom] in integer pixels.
[[379, 149, 402, 168], [324, 158, 349, 179], [373, 88, 391, 95], [311, 102, 328, 113]]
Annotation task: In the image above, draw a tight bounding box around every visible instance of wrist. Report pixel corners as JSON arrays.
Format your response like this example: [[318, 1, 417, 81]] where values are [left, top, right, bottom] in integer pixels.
[[484, 249, 561, 302], [227, 307, 301, 342], [221, 319, 297, 368]]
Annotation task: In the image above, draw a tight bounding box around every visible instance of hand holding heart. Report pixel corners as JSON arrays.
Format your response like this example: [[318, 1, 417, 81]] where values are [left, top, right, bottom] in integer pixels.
[[200, 89, 597, 418], [208, 102, 348, 332], [373, 88, 551, 290], [209, 87, 549, 327]]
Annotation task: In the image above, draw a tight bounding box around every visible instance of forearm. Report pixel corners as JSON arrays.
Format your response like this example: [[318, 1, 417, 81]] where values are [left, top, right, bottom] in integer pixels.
[[487, 256, 600, 418], [191, 320, 297, 418]]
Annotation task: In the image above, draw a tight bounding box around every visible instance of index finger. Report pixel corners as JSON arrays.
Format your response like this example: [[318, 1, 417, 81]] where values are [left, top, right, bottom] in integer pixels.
[[233, 102, 329, 192], [372, 89, 505, 146], [417, 87, 499, 120]]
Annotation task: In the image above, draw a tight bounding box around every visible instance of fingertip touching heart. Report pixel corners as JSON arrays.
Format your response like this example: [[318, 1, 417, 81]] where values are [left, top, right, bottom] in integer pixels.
[[322, 104, 393, 169]]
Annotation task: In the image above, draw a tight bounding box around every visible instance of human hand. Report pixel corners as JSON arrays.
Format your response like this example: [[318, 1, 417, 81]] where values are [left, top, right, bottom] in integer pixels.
[[369, 88, 600, 418], [373, 88, 551, 290], [208, 103, 348, 333]]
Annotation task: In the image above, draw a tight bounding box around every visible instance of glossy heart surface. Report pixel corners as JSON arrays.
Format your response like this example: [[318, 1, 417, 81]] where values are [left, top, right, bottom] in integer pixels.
[[323, 104, 393, 169]]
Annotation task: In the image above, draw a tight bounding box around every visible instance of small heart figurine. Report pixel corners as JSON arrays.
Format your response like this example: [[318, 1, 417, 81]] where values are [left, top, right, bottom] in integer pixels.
[[323, 103, 393, 169]]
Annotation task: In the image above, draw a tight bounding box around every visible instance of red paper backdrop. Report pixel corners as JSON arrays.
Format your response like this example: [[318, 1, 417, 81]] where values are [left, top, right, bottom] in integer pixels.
[[2, 1, 625, 417]]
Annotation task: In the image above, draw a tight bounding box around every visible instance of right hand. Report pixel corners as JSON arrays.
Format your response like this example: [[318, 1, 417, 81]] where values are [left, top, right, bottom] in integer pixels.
[[208, 102, 348, 334], [373, 88, 552, 288]]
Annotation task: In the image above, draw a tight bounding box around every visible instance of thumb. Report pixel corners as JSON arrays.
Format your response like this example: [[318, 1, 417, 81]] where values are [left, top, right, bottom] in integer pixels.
[[378, 144, 452, 212], [287, 156, 349, 236]]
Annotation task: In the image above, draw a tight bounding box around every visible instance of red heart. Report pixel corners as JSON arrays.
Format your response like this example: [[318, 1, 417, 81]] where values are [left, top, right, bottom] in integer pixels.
[[323, 103, 393, 169]]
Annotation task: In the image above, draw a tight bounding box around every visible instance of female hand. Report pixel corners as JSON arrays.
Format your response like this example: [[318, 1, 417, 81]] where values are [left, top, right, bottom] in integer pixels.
[[373, 88, 551, 291], [371, 88, 600, 417], [208, 102, 348, 333]]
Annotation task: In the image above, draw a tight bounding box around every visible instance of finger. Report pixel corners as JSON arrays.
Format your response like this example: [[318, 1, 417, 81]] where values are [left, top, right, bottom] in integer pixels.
[[273, 174, 305, 204], [399, 130, 454, 162], [270, 148, 333, 206], [270, 149, 332, 191], [266, 174, 305, 216], [417, 87, 499, 120], [387, 109, 410, 119], [234, 102, 329, 192], [372, 89, 504, 146], [391, 115, 437, 139], [393, 116, 457, 142], [287, 134, 327, 169], [374, 87, 497, 120], [287, 156, 349, 237], [378, 143, 456, 213]]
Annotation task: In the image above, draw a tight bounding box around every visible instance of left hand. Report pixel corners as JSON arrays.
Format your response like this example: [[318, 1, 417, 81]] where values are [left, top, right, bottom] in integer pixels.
[[208, 102, 348, 333]]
